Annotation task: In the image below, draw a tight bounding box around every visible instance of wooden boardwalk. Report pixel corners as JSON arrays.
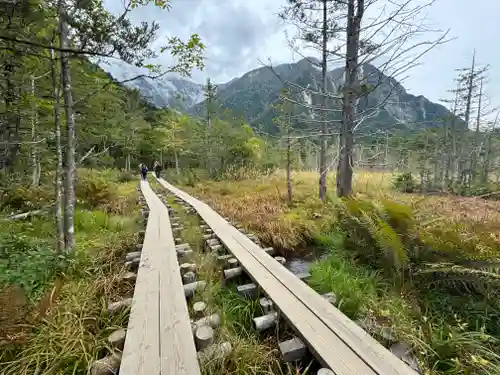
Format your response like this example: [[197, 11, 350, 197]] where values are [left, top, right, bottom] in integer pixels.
[[157, 177, 418, 375], [120, 180, 200, 375]]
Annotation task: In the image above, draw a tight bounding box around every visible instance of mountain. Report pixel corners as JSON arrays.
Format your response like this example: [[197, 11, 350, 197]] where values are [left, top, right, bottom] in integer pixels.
[[102, 58, 459, 134], [189, 58, 459, 134], [101, 60, 205, 110]]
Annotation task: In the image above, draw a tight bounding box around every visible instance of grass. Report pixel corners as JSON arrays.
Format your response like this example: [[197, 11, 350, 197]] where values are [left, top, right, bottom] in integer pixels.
[[309, 236, 500, 375], [180, 170, 500, 258], [150, 180, 311, 375], [172, 169, 500, 375], [0, 168, 140, 374]]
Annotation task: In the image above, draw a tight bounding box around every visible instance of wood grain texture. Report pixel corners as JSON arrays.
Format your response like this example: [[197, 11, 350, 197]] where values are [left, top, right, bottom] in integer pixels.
[[120, 180, 200, 375], [158, 178, 418, 375]]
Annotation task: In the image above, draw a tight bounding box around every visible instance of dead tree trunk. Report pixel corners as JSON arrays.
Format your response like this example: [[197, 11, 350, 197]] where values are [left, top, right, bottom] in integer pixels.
[[286, 133, 292, 203], [482, 130, 491, 184], [318, 0, 328, 201], [337, 0, 363, 197], [174, 148, 180, 175], [51, 48, 65, 253], [30, 75, 43, 186], [126, 153, 131, 171], [59, 10, 76, 251]]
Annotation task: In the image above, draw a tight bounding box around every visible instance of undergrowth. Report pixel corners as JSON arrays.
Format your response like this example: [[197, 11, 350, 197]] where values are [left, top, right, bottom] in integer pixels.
[[0, 168, 140, 374], [311, 197, 500, 375], [175, 170, 500, 374]]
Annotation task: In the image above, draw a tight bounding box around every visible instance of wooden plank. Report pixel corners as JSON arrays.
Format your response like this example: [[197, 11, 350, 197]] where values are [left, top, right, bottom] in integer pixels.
[[120, 180, 161, 375], [144, 184, 201, 375], [230, 235, 418, 375], [157, 179, 375, 375], [158, 178, 417, 375], [121, 181, 200, 375]]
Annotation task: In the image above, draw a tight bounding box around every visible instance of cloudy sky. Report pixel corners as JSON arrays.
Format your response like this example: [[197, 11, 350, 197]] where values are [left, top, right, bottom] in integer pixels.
[[104, 0, 500, 106]]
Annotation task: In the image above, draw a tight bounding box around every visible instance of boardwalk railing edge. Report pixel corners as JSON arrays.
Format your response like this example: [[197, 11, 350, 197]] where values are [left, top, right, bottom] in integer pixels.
[[156, 177, 418, 375], [120, 180, 201, 375]]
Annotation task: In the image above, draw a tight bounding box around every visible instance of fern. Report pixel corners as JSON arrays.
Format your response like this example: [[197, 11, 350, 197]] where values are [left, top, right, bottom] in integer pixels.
[[365, 212, 409, 270], [415, 262, 500, 297], [338, 198, 410, 274]]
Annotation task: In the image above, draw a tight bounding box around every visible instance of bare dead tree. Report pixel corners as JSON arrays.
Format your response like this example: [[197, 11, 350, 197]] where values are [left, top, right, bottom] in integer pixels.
[[279, 0, 450, 197], [445, 53, 492, 186], [279, 0, 345, 201]]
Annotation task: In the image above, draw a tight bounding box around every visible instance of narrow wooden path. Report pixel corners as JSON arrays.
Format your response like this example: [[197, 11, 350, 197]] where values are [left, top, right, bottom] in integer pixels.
[[120, 180, 200, 375], [156, 177, 418, 375]]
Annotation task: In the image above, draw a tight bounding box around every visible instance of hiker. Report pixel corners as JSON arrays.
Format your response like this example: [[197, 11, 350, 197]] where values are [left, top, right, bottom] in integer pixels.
[[140, 163, 148, 180], [154, 161, 162, 178]]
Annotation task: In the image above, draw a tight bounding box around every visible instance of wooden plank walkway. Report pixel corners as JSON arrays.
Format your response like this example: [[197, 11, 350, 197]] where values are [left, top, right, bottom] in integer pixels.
[[157, 177, 418, 375], [120, 180, 201, 375]]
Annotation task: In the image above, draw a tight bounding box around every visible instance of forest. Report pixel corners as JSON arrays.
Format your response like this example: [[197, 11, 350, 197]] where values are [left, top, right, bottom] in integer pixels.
[[1, 0, 500, 374]]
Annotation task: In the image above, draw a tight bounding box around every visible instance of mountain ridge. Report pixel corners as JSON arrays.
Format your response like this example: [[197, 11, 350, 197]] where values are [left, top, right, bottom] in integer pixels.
[[102, 58, 457, 134]]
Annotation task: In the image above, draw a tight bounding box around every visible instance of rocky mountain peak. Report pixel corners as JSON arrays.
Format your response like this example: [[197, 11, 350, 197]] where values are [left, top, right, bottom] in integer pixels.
[[101, 58, 458, 134]]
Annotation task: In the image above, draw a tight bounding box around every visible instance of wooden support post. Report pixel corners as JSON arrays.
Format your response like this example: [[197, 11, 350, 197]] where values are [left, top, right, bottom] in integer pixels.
[[125, 251, 141, 261], [217, 254, 232, 266], [107, 298, 132, 315], [193, 301, 207, 318], [180, 263, 197, 275], [318, 369, 335, 375], [237, 283, 258, 299], [182, 271, 196, 284], [125, 258, 140, 272], [195, 325, 214, 351], [279, 336, 307, 362], [274, 256, 286, 266], [184, 281, 207, 298], [259, 297, 273, 314], [223, 266, 243, 280], [108, 328, 127, 350], [192, 313, 221, 333], [253, 312, 278, 332], [322, 292, 337, 305], [263, 247, 275, 256], [121, 272, 137, 283], [197, 342, 232, 365]]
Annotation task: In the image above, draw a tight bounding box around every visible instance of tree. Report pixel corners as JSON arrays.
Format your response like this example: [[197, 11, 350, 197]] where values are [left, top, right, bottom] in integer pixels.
[[280, 0, 343, 201], [272, 88, 298, 202], [280, 0, 449, 197], [0, 0, 205, 252], [204, 77, 217, 176]]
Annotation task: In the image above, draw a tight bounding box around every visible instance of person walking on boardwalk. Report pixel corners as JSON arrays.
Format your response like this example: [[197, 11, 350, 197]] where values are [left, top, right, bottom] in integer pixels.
[[140, 163, 148, 180], [153, 161, 162, 178]]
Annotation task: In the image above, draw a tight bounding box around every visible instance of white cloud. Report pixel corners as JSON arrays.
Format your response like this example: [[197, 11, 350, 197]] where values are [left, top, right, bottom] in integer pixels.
[[103, 0, 500, 107]]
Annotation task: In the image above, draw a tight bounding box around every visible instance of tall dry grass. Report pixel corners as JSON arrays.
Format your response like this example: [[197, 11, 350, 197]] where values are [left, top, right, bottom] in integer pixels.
[[183, 170, 500, 256]]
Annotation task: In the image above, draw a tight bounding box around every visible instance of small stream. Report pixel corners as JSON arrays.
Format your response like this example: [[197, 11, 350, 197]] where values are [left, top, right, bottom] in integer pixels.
[[284, 248, 328, 275]]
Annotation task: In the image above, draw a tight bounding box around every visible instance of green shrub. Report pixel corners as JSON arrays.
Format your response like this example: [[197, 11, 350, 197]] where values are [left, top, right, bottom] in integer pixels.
[[448, 181, 500, 200], [76, 173, 117, 209], [185, 169, 202, 187], [392, 172, 416, 193], [0, 185, 52, 212], [118, 171, 136, 183], [0, 232, 68, 298]]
